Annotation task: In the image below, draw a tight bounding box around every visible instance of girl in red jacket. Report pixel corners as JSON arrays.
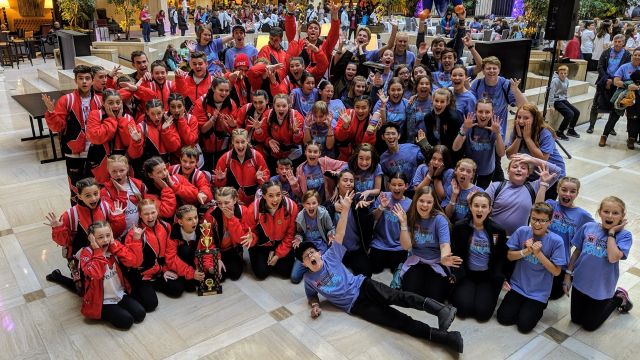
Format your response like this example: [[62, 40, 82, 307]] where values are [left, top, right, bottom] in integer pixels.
[[334, 95, 378, 161], [271, 54, 328, 96], [101, 155, 146, 233], [203, 187, 251, 281], [141, 60, 176, 110], [166, 205, 207, 292], [78, 221, 145, 329], [45, 177, 126, 294], [142, 156, 198, 216], [168, 93, 200, 163], [192, 77, 239, 171], [213, 129, 270, 205], [127, 99, 181, 177], [245, 180, 298, 280], [86, 89, 136, 183], [253, 94, 304, 169], [169, 146, 212, 206], [124, 199, 183, 311], [240, 90, 270, 145]]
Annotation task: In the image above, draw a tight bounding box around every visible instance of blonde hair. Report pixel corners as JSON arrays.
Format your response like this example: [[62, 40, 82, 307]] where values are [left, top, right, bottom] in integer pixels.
[[455, 158, 477, 176], [482, 56, 501, 69], [138, 198, 157, 211], [311, 101, 328, 116], [215, 187, 238, 200], [302, 190, 321, 204], [107, 154, 129, 168], [557, 176, 581, 191], [557, 65, 569, 72], [598, 196, 626, 216], [176, 204, 197, 219]]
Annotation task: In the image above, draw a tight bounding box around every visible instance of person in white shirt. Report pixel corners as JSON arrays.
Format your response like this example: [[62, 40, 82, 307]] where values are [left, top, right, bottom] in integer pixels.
[[581, 21, 596, 70], [592, 22, 612, 63]]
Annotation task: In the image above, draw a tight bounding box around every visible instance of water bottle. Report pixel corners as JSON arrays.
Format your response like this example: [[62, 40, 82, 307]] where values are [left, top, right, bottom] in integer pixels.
[[367, 110, 381, 134]]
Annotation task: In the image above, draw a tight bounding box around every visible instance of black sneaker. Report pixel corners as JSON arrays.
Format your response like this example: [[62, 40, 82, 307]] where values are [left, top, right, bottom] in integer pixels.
[[611, 129, 617, 136], [586, 127, 594, 134], [567, 129, 581, 138], [616, 287, 633, 313], [557, 131, 569, 140]]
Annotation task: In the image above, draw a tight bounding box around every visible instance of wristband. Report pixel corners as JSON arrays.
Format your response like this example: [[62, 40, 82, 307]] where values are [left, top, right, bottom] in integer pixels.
[[400, 226, 409, 232], [520, 249, 525, 257], [467, 45, 475, 50], [565, 269, 573, 276], [449, 201, 457, 206], [458, 129, 465, 137], [539, 181, 550, 188], [311, 303, 320, 308], [608, 233, 615, 237]]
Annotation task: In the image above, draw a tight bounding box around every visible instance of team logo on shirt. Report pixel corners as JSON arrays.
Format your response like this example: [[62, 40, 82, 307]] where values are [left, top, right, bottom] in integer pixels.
[[549, 211, 575, 235], [583, 233, 608, 258], [414, 225, 434, 245], [315, 271, 343, 294]]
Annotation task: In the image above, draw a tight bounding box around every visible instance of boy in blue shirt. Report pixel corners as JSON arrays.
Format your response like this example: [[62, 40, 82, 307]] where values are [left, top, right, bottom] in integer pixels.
[[296, 191, 464, 353]]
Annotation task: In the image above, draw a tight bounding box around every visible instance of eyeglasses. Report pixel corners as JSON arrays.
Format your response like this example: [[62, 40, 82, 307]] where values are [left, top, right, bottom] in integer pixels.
[[531, 217, 549, 225], [303, 249, 317, 260]]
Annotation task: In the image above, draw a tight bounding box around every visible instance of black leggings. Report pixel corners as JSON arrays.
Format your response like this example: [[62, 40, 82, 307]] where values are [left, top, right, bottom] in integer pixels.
[[221, 248, 245, 281], [603, 111, 621, 136], [65, 157, 90, 206], [343, 247, 373, 277], [369, 247, 407, 274], [350, 278, 434, 339], [127, 274, 185, 311], [348, 28, 356, 40], [402, 263, 450, 303], [496, 290, 547, 333], [571, 286, 622, 331], [450, 270, 503, 321], [249, 246, 294, 280], [101, 295, 146, 329]]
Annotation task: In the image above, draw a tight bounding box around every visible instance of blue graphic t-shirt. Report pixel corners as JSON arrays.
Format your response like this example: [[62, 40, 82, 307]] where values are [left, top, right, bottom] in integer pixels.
[[380, 144, 426, 185], [304, 212, 328, 253], [441, 172, 482, 223], [303, 163, 325, 200], [545, 200, 594, 265], [468, 229, 491, 271], [464, 127, 497, 176], [507, 226, 566, 302], [470, 77, 516, 139], [511, 128, 566, 178], [571, 222, 632, 300], [370, 193, 412, 251], [411, 214, 450, 261], [292, 88, 320, 117], [304, 242, 366, 313], [373, 99, 409, 134], [453, 90, 477, 120], [607, 49, 624, 78], [195, 38, 225, 75], [350, 164, 383, 193]]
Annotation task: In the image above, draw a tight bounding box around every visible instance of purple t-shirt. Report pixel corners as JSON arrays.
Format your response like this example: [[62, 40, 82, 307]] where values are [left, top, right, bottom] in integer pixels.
[[303, 163, 324, 200], [411, 214, 450, 261], [464, 127, 497, 176], [303, 212, 328, 253], [411, 166, 453, 190], [328, 99, 346, 128], [453, 89, 477, 120], [571, 222, 632, 300], [303, 241, 366, 313], [507, 226, 566, 302], [351, 164, 383, 194], [333, 210, 360, 252], [469, 229, 491, 271], [545, 200, 594, 264], [224, 45, 259, 70], [380, 144, 426, 184], [292, 88, 319, 117], [373, 98, 409, 133], [470, 77, 516, 139], [509, 128, 566, 178], [196, 38, 225, 75], [442, 172, 482, 223], [370, 193, 411, 251]]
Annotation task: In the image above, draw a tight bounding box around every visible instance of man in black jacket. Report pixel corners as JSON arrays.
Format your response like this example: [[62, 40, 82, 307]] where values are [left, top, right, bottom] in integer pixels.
[[587, 34, 631, 134]]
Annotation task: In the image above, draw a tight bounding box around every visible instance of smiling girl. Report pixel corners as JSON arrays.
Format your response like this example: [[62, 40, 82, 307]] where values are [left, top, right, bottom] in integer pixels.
[[442, 158, 482, 223], [293, 141, 345, 202], [406, 75, 433, 142], [423, 88, 461, 151], [565, 196, 633, 331]]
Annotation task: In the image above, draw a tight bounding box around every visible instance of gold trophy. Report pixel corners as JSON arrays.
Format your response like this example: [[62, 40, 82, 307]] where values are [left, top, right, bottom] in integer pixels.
[[196, 220, 222, 296]]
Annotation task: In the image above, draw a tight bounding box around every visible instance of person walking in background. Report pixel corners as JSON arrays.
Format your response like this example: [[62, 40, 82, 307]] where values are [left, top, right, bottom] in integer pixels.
[[140, 5, 152, 43], [156, 9, 166, 37]]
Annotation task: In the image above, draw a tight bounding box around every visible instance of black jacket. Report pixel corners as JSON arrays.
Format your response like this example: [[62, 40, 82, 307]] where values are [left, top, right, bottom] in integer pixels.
[[450, 217, 510, 282], [596, 47, 631, 87]]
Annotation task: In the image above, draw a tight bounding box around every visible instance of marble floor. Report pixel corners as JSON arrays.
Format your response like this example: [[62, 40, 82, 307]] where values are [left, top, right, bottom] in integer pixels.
[[1, 60, 639, 360]]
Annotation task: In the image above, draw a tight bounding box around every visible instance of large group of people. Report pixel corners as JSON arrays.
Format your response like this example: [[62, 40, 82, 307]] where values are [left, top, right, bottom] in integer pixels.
[[40, 2, 635, 354]]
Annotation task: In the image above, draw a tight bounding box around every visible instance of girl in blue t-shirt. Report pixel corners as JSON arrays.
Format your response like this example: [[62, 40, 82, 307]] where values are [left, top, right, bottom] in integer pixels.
[[450, 192, 508, 321], [293, 141, 345, 203], [394, 64, 414, 99], [373, 78, 409, 141], [538, 177, 594, 300], [412, 145, 454, 200], [347, 143, 382, 200], [451, 65, 478, 120], [451, 99, 506, 189], [406, 75, 433, 142], [291, 73, 320, 117], [442, 158, 482, 223], [565, 196, 633, 331], [303, 101, 335, 158], [506, 103, 566, 200], [318, 80, 346, 128], [290, 190, 336, 284], [369, 173, 411, 274], [497, 202, 566, 333], [396, 186, 459, 302]]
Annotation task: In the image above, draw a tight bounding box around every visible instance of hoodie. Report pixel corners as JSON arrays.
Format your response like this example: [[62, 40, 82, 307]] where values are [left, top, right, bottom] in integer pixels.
[[549, 72, 569, 105]]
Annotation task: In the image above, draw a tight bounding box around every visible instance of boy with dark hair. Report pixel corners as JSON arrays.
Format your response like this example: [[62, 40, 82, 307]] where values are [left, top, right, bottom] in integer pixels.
[[43, 65, 102, 205], [297, 191, 463, 353]]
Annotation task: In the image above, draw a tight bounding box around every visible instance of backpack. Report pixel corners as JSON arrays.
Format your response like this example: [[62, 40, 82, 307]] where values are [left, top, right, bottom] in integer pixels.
[[493, 180, 535, 204]]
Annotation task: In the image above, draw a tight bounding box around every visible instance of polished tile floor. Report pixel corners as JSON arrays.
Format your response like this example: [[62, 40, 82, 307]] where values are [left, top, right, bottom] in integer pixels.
[[1, 61, 639, 360]]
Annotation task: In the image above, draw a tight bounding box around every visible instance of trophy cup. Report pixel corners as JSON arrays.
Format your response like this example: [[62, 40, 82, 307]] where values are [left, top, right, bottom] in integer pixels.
[[196, 220, 223, 296]]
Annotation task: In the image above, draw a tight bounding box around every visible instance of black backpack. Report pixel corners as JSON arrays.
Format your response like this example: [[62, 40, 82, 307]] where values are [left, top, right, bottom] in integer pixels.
[[493, 180, 535, 204]]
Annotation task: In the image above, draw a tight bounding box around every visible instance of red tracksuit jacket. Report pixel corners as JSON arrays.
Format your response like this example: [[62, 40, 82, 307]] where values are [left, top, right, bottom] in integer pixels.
[[45, 90, 102, 156], [168, 164, 213, 203], [192, 95, 238, 154], [78, 241, 140, 319], [285, 14, 340, 66], [245, 197, 298, 259], [52, 200, 126, 259], [334, 109, 377, 161], [127, 119, 182, 160], [174, 71, 214, 113], [140, 80, 176, 110], [252, 109, 304, 159], [125, 220, 173, 280], [213, 149, 270, 205], [85, 109, 135, 183]]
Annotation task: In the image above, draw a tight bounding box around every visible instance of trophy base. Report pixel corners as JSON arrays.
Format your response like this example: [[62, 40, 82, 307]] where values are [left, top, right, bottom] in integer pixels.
[[197, 286, 222, 296]]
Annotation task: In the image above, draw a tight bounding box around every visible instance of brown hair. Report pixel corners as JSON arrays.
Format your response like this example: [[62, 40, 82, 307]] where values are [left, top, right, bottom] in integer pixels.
[[406, 186, 448, 241], [512, 103, 557, 146]]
